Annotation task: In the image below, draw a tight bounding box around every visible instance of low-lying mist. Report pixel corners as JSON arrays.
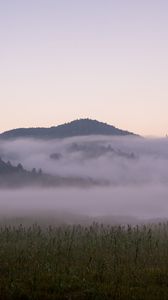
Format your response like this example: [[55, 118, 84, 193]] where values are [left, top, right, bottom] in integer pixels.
[[1, 136, 168, 183], [0, 136, 168, 224], [0, 186, 168, 220]]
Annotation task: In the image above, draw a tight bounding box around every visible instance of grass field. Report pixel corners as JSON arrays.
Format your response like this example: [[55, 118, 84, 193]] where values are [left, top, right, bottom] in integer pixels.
[[0, 222, 168, 300]]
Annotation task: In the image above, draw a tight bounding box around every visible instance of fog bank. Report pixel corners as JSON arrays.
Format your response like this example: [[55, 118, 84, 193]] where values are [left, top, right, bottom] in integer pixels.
[[1, 136, 168, 223], [1, 136, 168, 186], [0, 186, 168, 221]]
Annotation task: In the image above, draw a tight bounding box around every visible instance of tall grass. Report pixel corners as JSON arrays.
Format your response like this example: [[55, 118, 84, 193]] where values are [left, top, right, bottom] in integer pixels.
[[0, 222, 168, 299]]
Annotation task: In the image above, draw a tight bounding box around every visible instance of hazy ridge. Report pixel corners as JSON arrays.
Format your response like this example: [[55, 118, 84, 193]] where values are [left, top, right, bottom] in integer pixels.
[[0, 119, 136, 140]]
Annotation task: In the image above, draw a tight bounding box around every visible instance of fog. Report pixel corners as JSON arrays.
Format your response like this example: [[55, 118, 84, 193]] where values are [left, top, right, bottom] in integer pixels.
[[0, 136, 168, 223]]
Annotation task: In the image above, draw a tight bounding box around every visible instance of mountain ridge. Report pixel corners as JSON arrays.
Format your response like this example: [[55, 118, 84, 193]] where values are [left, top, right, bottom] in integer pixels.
[[0, 119, 137, 139]]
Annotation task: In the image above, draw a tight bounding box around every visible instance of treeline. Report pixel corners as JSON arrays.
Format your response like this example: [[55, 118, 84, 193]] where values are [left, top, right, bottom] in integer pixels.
[[0, 158, 107, 188], [0, 157, 42, 175]]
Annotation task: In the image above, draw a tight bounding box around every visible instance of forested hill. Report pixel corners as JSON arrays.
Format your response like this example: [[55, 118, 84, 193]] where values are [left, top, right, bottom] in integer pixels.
[[0, 119, 137, 140], [0, 158, 108, 188]]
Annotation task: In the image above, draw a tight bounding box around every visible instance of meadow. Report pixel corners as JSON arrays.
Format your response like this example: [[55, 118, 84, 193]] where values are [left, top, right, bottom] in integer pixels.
[[0, 222, 168, 299]]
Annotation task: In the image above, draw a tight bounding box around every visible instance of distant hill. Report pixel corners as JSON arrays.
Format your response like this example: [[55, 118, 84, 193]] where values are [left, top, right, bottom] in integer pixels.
[[0, 158, 108, 188], [0, 119, 137, 140], [0, 157, 44, 187]]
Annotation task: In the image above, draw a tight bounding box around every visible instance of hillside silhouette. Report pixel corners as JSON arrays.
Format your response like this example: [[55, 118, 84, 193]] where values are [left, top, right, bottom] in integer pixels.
[[0, 158, 108, 188], [0, 119, 136, 139]]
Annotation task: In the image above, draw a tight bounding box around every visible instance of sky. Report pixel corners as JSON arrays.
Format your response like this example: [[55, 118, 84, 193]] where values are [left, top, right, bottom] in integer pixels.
[[0, 0, 168, 136]]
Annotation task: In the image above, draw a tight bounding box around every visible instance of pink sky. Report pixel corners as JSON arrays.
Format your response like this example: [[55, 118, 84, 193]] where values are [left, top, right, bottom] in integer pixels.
[[0, 0, 168, 136]]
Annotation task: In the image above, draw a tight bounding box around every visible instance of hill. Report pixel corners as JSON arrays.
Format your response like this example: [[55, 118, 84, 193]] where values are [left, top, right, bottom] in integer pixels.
[[0, 119, 136, 139], [0, 158, 108, 188]]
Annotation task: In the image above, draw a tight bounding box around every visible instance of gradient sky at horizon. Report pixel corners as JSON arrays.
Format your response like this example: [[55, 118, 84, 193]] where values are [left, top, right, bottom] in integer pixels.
[[0, 0, 168, 136]]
